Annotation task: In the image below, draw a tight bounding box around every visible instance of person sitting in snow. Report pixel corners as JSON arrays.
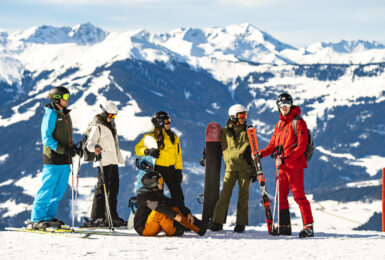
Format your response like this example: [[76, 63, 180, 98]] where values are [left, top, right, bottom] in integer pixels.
[[134, 171, 206, 237]]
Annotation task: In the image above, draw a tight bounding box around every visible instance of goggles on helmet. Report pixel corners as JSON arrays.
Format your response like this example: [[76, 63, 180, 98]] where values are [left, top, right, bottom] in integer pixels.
[[278, 101, 292, 108], [53, 93, 70, 101], [237, 112, 247, 119], [108, 113, 117, 119], [164, 119, 171, 125]]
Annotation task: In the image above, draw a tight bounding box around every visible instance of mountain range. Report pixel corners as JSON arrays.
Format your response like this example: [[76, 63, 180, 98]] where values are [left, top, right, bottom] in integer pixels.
[[0, 23, 384, 230]]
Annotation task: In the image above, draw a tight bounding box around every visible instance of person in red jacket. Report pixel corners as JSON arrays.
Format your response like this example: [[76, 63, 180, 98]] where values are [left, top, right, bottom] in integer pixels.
[[258, 93, 314, 238]]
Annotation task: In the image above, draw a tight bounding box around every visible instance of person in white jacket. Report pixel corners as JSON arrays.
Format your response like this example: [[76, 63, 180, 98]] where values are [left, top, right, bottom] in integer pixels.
[[82, 101, 126, 227]]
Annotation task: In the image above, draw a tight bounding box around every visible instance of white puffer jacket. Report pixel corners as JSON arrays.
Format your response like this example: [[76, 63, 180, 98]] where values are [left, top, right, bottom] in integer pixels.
[[86, 116, 125, 167]]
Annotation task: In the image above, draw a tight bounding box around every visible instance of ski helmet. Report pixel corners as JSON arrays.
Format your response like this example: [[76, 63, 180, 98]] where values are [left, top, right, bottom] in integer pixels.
[[276, 93, 293, 106], [151, 111, 169, 128], [100, 102, 118, 119], [141, 171, 164, 189], [48, 86, 70, 103], [228, 104, 247, 121]]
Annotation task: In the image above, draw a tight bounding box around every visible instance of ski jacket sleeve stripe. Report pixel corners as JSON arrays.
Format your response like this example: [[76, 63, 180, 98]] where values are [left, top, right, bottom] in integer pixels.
[[174, 136, 183, 170], [284, 119, 308, 161], [41, 108, 58, 152]]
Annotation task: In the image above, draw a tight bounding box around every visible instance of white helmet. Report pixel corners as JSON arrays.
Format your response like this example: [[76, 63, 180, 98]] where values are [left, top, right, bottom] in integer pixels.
[[228, 104, 247, 121]]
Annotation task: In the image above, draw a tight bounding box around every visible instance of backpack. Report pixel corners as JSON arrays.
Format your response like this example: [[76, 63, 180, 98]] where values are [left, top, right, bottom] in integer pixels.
[[278, 115, 314, 162], [292, 116, 314, 162], [81, 124, 101, 162]]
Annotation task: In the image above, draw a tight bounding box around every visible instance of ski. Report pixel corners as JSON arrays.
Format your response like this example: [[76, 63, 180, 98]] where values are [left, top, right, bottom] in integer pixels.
[[5, 227, 91, 238], [246, 126, 275, 235]]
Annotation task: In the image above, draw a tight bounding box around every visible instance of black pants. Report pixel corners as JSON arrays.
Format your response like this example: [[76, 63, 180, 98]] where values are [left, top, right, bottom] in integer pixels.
[[91, 164, 120, 220], [155, 165, 185, 209]]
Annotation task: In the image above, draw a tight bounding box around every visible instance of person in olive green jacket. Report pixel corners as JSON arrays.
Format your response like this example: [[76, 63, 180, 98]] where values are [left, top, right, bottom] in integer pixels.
[[211, 104, 254, 233]]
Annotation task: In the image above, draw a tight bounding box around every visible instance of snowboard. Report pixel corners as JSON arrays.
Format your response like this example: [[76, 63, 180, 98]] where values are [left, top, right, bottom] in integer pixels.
[[127, 135, 158, 230], [201, 122, 223, 224]]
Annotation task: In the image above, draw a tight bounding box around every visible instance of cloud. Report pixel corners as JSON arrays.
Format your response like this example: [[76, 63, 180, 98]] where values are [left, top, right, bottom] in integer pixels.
[[217, 0, 283, 7], [18, 0, 177, 5]]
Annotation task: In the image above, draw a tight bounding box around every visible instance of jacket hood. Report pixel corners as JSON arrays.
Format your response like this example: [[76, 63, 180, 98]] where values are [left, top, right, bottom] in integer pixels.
[[279, 105, 301, 123]]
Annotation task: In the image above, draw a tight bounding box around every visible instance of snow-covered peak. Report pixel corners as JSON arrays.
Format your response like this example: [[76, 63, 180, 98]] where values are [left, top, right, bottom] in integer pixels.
[[9, 23, 107, 45], [307, 40, 385, 54]]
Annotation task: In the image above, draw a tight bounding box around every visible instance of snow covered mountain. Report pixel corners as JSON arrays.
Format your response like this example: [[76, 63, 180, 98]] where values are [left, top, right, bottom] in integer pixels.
[[0, 23, 384, 230]]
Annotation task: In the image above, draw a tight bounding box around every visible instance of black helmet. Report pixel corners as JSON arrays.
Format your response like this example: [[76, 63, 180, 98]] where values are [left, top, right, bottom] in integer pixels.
[[151, 111, 169, 128], [276, 93, 293, 105], [48, 87, 70, 103], [141, 171, 163, 189]]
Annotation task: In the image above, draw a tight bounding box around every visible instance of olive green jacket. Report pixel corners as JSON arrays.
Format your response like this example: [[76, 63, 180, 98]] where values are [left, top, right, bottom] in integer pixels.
[[221, 124, 253, 171]]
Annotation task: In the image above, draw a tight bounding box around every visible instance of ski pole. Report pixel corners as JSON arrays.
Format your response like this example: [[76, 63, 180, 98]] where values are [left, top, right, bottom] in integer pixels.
[[71, 161, 75, 228], [97, 153, 114, 232]]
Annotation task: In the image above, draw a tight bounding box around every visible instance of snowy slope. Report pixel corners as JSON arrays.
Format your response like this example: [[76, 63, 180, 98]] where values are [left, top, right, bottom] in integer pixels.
[[0, 23, 384, 231]]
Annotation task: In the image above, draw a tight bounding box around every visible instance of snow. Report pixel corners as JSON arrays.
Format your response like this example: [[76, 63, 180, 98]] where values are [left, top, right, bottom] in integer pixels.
[[1, 224, 384, 259], [0, 154, 9, 164]]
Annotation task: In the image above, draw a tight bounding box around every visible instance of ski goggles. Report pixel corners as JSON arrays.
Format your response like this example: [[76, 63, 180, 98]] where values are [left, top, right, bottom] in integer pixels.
[[158, 176, 164, 185], [108, 113, 117, 119], [53, 93, 70, 101], [164, 119, 171, 125], [237, 112, 248, 119], [278, 101, 292, 108]]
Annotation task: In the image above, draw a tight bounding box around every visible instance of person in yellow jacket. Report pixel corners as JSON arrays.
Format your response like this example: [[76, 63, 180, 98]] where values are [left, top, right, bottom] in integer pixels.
[[135, 111, 185, 209]]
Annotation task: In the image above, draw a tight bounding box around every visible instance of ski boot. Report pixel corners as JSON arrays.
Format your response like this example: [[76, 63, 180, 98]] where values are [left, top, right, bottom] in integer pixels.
[[112, 217, 127, 227], [30, 221, 51, 230], [210, 222, 223, 231], [47, 218, 66, 229], [299, 224, 314, 238], [234, 225, 245, 233]]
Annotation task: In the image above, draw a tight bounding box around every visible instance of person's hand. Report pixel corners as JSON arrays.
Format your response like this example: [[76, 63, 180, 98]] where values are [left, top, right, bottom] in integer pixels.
[[174, 214, 182, 222], [175, 169, 183, 184], [95, 147, 103, 155], [64, 146, 76, 157], [187, 213, 194, 224], [145, 148, 160, 158]]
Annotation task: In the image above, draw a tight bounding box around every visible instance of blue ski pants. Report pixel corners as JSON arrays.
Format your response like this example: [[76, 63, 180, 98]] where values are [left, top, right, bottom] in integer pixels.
[[31, 164, 71, 222]]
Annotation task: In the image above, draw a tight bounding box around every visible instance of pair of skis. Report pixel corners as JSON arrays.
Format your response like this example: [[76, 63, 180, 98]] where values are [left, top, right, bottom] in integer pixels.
[[5, 227, 113, 239], [247, 126, 276, 235]]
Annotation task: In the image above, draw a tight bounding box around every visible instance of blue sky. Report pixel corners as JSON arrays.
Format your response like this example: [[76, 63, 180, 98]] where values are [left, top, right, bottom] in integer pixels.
[[1, 0, 385, 47]]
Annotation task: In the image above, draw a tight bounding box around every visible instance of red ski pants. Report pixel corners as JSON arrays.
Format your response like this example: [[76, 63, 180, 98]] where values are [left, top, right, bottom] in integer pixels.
[[277, 167, 313, 225]]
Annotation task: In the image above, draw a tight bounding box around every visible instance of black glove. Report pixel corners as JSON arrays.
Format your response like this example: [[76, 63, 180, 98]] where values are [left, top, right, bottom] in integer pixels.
[[74, 141, 83, 157], [175, 169, 183, 184], [250, 171, 258, 183], [64, 146, 76, 157], [144, 148, 160, 158]]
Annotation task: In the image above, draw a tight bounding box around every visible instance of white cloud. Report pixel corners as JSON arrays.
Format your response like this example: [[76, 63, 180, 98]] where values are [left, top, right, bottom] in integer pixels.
[[218, 0, 283, 7], [20, 0, 177, 5]]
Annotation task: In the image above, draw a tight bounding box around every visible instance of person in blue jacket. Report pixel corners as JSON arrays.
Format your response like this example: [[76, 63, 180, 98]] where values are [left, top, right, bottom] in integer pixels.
[[30, 86, 80, 230]]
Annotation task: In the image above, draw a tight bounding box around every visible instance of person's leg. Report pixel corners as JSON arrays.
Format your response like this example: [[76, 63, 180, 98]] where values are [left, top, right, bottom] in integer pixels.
[[90, 167, 106, 220], [212, 171, 237, 224], [46, 164, 71, 220], [236, 170, 251, 226], [156, 166, 185, 208], [106, 165, 119, 219], [278, 169, 290, 226], [289, 168, 314, 225], [141, 211, 163, 236], [31, 165, 61, 222]]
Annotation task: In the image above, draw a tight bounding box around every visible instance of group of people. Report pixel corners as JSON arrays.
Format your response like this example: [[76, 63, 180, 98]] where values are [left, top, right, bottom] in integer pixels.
[[30, 86, 314, 238]]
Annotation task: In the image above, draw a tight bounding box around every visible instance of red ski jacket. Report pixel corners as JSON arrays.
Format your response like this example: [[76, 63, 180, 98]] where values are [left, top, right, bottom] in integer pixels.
[[260, 106, 308, 170]]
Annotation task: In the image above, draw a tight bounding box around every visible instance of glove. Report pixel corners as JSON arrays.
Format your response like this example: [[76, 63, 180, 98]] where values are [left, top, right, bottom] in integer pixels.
[[250, 171, 258, 183], [144, 148, 160, 158], [64, 146, 76, 157], [175, 169, 183, 184]]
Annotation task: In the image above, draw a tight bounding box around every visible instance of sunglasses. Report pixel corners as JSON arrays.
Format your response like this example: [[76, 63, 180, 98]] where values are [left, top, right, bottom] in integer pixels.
[[53, 93, 70, 101], [164, 120, 171, 125], [237, 112, 247, 119], [158, 177, 164, 185], [108, 113, 117, 119]]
